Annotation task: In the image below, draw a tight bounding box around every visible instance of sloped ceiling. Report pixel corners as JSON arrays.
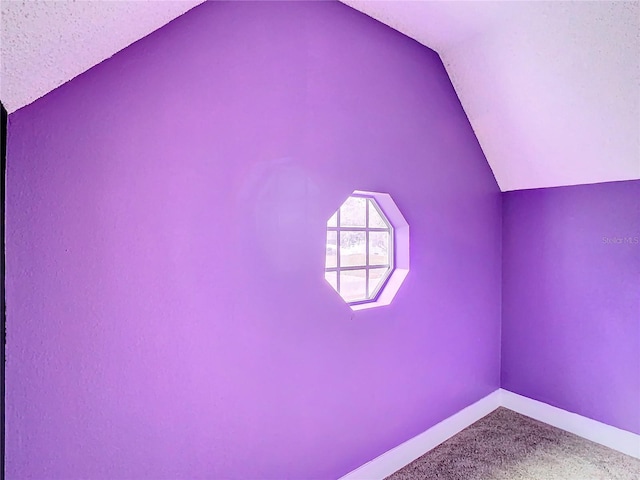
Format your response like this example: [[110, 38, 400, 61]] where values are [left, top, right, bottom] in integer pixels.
[[0, 0, 205, 114], [342, 1, 640, 191], [1, 0, 638, 191]]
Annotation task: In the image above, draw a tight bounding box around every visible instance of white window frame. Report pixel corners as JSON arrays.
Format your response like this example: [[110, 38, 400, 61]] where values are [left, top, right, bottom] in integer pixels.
[[325, 194, 394, 305]]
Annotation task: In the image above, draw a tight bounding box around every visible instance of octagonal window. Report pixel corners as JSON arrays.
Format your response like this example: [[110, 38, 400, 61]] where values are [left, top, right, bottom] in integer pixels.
[[325, 191, 409, 310]]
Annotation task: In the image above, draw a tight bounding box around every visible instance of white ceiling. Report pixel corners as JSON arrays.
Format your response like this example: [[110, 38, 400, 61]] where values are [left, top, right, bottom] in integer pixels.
[[0, 0, 204, 114], [1, 1, 638, 191], [343, 1, 640, 191]]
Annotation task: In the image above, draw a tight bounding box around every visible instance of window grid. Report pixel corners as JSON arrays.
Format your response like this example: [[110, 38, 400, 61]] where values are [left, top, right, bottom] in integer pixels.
[[325, 195, 394, 303]]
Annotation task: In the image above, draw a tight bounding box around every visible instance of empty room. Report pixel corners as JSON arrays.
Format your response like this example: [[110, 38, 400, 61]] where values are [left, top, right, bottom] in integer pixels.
[[1, 1, 638, 479]]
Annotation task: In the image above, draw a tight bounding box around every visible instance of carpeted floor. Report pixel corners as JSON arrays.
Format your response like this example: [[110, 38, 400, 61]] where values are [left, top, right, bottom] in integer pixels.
[[386, 407, 640, 480]]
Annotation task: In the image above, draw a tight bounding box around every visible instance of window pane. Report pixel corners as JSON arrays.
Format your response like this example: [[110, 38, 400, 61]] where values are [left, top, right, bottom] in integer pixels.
[[340, 269, 366, 302], [368, 200, 388, 228], [340, 196, 366, 227], [325, 231, 337, 268], [340, 231, 366, 267], [369, 231, 390, 266], [327, 211, 337, 227], [325, 271, 338, 292], [369, 267, 390, 297]]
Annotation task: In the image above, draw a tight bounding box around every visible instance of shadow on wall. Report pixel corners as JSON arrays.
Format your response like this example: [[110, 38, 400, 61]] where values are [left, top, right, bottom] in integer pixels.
[[237, 157, 322, 274]]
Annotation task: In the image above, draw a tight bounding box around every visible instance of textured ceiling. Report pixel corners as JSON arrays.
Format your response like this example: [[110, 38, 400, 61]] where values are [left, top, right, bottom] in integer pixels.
[[0, 0, 205, 114], [1, 1, 638, 191], [343, 1, 640, 191]]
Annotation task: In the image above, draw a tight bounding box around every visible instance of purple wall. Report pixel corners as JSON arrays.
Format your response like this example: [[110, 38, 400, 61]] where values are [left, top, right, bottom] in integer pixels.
[[502, 180, 640, 435], [5, 1, 501, 478]]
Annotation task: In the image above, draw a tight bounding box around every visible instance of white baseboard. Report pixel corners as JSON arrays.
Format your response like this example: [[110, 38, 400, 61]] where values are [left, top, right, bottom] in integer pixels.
[[339, 388, 640, 479], [339, 390, 502, 479], [500, 389, 640, 459]]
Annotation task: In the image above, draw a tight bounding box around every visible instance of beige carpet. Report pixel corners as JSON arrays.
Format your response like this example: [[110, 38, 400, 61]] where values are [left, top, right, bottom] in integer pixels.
[[386, 407, 640, 480]]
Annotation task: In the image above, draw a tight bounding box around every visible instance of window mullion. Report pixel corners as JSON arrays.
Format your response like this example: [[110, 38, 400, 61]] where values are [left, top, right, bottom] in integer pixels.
[[336, 209, 341, 293], [327, 227, 387, 232], [365, 199, 370, 298], [329, 264, 389, 272]]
